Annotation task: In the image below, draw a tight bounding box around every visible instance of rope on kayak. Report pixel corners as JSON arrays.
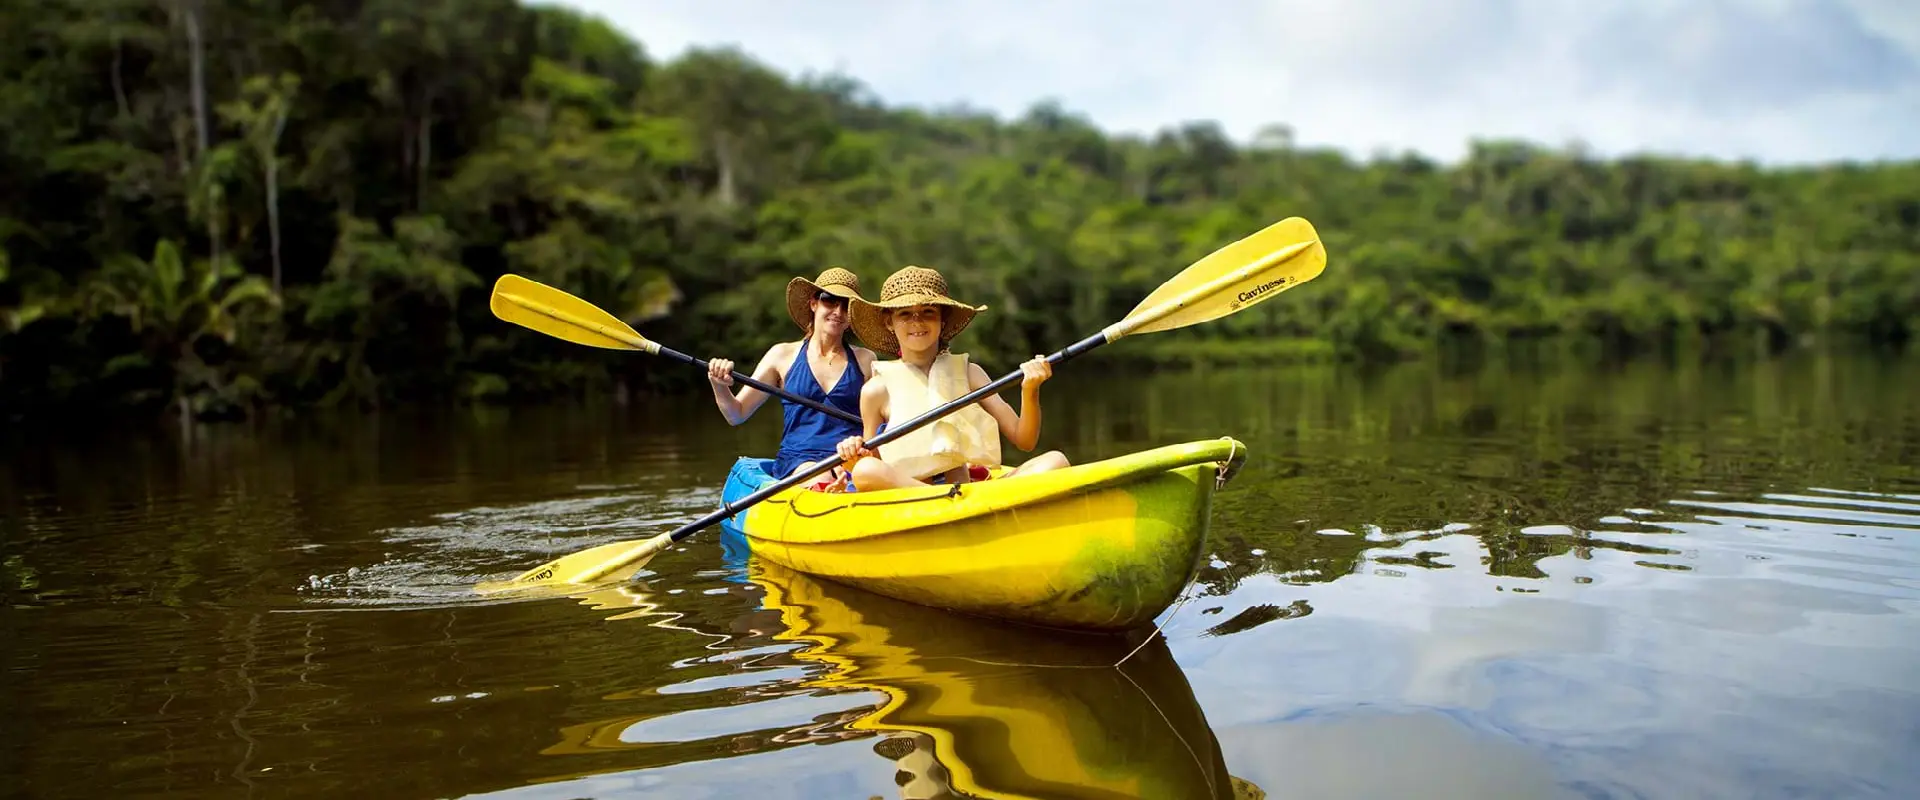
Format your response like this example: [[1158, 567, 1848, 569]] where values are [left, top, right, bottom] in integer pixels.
[[1215, 436, 1242, 488], [779, 482, 963, 519], [1118, 437, 1241, 668], [1113, 585, 1199, 668]]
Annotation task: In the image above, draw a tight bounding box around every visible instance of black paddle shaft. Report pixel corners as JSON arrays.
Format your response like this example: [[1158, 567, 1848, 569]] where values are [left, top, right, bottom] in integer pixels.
[[653, 344, 863, 425], [662, 331, 1112, 546]]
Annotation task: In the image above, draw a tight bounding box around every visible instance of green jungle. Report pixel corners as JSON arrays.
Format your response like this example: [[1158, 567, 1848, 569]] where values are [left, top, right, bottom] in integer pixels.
[[3, 0, 1916, 425]]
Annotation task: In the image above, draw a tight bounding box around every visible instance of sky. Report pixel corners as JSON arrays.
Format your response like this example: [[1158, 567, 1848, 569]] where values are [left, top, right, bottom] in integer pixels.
[[550, 0, 1920, 165]]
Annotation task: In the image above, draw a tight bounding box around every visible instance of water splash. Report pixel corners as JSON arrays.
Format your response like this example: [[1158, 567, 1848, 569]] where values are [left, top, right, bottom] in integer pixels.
[[294, 484, 727, 609]]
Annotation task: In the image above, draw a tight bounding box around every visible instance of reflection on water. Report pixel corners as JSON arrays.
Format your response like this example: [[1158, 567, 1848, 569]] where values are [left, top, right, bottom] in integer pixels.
[[507, 559, 1255, 800], [4, 352, 1920, 798], [745, 559, 1246, 799], [1176, 465, 1920, 798]]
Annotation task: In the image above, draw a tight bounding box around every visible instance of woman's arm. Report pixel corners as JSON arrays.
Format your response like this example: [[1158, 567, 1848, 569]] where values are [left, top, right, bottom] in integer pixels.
[[708, 344, 788, 426]]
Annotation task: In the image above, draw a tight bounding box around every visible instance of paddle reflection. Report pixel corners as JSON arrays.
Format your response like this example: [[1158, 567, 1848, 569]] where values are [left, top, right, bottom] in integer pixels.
[[750, 559, 1263, 800]]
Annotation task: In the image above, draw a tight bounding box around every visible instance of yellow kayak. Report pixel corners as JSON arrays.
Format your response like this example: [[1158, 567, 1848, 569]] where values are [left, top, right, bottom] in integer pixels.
[[719, 437, 1248, 632]]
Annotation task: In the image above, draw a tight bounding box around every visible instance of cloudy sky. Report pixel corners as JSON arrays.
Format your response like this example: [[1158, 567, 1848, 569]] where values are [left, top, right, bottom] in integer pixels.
[[551, 0, 1918, 165]]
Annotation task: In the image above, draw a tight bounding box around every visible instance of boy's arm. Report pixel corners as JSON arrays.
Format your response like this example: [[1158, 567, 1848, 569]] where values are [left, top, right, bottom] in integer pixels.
[[838, 377, 891, 465], [858, 376, 889, 440], [969, 361, 1044, 452]]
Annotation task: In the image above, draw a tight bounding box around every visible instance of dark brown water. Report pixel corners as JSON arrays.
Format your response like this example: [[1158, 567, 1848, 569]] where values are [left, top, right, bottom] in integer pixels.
[[5, 354, 1920, 799]]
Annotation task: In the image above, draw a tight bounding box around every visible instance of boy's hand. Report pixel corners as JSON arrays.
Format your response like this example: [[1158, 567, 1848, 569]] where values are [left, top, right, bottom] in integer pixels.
[[836, 435, 874, 463], [1020, 355, 1051, 390]]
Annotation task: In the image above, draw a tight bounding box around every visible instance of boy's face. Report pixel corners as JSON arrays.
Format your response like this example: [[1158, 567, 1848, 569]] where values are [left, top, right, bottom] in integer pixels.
[[889, 305, 944, 352]]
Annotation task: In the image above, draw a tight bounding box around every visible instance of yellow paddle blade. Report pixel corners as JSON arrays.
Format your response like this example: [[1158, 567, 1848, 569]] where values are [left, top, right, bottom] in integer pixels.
[[1104, 216, 1326, 339], [473, 532, 675, 594], [490, 274, 659, 353]]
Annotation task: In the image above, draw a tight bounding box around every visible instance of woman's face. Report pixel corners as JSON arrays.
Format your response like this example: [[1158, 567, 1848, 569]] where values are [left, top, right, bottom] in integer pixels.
[[810, 292, 849, 336], [889, 304, 944, 353]]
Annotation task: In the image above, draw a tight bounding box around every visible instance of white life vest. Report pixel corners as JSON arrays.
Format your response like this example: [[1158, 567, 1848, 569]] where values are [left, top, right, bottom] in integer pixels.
[[873, 353, 1002, 480]]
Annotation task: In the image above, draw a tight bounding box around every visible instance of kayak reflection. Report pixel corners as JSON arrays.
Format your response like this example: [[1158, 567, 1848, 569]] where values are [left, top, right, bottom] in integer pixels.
[[750, 559, 1265, 800]]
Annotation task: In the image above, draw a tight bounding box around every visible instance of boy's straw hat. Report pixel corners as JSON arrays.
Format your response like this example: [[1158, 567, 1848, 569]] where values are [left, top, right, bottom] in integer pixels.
[[849, 266, 987, 354]]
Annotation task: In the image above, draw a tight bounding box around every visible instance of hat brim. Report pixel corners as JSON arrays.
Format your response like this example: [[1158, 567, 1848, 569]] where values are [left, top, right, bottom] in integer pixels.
[[786, 277, 863, 333], [849, 293, 988, 355]]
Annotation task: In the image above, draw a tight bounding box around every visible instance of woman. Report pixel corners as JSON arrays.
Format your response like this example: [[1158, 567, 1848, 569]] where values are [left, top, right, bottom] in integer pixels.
[[707, 267, 878, 479], [833, 265, 1070, 492]]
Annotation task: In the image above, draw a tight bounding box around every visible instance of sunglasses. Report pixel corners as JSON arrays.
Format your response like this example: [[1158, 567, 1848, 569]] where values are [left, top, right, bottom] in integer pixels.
[[814, 292, 849, 310]]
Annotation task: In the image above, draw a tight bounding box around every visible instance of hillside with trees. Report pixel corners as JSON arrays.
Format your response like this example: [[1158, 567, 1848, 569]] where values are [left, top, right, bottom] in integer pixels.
[[3, 0, 1916, 424]]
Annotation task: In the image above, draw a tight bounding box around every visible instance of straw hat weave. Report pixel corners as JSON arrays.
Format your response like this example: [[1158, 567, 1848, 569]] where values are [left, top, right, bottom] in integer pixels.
[[785, 267, 863, 333], [849, 266, 988, 354]]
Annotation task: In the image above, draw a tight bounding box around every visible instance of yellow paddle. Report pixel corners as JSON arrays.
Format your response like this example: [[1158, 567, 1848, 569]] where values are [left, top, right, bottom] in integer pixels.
[[475, 216, 1329, 595], [488, 273, 862, 425]]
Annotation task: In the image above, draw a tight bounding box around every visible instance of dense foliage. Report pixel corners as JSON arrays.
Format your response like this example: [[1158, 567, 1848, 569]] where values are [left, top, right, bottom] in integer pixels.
[[3, 0, 1916, 424]]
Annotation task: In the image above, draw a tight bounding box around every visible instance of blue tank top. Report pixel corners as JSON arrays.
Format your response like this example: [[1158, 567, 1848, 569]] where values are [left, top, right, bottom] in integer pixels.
[[772, 339, 865, 477]]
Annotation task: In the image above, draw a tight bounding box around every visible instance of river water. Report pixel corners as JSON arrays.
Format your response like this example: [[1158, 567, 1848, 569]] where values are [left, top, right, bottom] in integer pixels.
[[4, 353, 1918, 799]]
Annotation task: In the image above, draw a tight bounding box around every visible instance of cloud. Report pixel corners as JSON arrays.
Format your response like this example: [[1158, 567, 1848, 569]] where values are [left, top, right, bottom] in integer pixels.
[[1576, 0, 1918, 109], [544, 0, 1920, 164]]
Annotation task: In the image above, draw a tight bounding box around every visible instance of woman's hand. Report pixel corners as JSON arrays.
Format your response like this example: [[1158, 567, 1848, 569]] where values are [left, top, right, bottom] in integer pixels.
[[836, 435, 874, 463], [707, 358, 734, 387], [1019, 355, 1052, 390]]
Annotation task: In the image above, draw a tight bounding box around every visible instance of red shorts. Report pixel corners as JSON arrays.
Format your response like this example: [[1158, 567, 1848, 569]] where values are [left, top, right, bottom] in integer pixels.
[[812, 463, 994, 493]]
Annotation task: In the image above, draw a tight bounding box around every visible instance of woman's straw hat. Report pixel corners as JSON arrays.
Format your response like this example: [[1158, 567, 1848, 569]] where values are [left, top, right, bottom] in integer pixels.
[[785, 267, 863, 333], [849, 266, 988, 354]]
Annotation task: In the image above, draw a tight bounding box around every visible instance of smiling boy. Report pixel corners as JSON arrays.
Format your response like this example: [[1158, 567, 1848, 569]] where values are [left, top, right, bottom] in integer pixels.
[[833, 266, 1070, 491]]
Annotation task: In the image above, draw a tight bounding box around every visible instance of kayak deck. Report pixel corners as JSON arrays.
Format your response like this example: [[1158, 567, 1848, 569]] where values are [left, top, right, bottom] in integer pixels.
[[721, 438, 1248, 632]]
